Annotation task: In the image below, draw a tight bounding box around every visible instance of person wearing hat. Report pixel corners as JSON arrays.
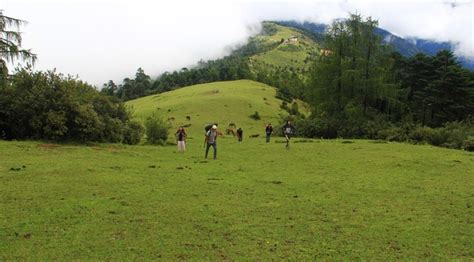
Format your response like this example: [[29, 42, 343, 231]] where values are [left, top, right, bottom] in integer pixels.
[[205, 125, 218, 159]]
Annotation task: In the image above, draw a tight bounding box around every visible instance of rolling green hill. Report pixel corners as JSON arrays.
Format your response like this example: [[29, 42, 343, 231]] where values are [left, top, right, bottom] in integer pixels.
[[126, 80, 301, 136]]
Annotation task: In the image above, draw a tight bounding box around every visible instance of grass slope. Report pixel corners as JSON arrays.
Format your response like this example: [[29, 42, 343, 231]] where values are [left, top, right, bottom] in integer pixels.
[[1, 139, 473, 260], [251, 22, 319, 69], [126, 80, 287, 136]]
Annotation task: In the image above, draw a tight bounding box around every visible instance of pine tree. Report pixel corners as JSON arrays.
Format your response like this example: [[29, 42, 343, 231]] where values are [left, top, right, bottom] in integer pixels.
[[0, 10, 36, 85]]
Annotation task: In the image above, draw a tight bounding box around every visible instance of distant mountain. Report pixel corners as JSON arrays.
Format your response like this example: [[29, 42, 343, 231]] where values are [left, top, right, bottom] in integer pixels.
[[276, 20, 474, 70]]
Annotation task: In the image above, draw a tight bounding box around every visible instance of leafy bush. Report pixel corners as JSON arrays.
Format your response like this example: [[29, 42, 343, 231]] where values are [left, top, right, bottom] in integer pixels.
[[0, 68, 132, 143], [409, 125, 434, 144], [362, 118, 392, 139], [145, 116, 168, 145], [291, 115, 339, 138], [442, 121, 472, 149], [104, 118, 124, 143], [377, 126, 409, 142], [123, 121, 144, 145], [43, 111, 68, 140], [462, 137, 474, 152]]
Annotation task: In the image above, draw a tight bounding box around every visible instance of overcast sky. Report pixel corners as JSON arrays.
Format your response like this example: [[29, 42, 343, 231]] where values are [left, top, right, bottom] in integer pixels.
[[2, 0, 473, 86]]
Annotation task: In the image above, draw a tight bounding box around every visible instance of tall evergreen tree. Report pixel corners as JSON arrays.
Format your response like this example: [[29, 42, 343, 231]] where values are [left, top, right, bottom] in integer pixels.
[[0, 11, 37, 85], [306, 14, 398, 119]]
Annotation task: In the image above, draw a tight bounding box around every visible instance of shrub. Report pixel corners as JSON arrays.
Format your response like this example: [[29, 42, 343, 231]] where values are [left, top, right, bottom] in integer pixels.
[[123, 120, 144, 145], [43, 110, 68, 140], [363, 118, 392, 139], [145, 116, 168, 145], [462, 137, 474, 152], [0, 68, 132, 142], [73, 104, 104, 142], [409, 125, 434, 144], [103, 118, 124, 143], [249, 111, 261, 120], [427, 128, 449, 146], [442, 121, 471, 149], [293, 115, 340, 138]]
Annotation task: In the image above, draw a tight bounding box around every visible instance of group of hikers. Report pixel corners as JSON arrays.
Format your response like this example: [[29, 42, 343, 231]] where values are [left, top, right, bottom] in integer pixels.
[[174, 120, 296, 159]]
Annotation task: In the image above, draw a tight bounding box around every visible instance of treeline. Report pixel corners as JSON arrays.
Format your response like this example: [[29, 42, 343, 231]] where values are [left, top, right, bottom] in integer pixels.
[[392, 51, 473, 126], [102, 23, 304, 102], [294, 14, 474, 150], [0, 68, 144, 143], [105, 55, 253, 102]]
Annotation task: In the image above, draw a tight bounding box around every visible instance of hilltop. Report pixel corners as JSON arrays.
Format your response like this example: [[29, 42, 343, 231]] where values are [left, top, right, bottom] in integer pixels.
[[249, 22, 319, 71]]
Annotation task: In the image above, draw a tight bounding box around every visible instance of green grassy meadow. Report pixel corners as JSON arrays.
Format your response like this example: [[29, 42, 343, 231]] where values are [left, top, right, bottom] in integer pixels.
[[1, 138, 473, 260], [126, 80, 288, 136]]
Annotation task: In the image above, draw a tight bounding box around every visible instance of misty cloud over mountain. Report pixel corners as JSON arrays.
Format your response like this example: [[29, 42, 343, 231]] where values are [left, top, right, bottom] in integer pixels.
[[4, 0, 473, 85]]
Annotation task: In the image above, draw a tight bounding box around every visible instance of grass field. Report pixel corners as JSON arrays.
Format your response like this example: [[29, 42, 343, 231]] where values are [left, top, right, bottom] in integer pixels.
[[1, 138, 473, 260], [126, 80, 288, 136]]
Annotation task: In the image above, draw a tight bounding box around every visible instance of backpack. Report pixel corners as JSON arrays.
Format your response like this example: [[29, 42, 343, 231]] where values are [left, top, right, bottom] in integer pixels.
[[204, 123, 217, 133]]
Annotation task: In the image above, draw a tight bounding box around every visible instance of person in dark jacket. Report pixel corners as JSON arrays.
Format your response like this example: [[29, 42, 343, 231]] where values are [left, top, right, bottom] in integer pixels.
[[175, 127, 187, 152], [265, 123, 273, 143], [236, 127, 243, 143]]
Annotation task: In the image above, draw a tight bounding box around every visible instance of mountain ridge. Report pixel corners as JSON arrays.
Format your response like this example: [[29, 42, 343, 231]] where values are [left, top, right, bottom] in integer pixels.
[[274, 20, 473, 70]]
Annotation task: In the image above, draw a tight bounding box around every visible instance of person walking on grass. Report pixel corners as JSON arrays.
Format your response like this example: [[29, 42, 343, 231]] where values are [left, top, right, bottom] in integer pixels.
[[205, 125, 218, 159], [237, 127, 243, 143], [282, 120, 295, 149], [175, 126, 187, 152], [265, 123, 273, 143]]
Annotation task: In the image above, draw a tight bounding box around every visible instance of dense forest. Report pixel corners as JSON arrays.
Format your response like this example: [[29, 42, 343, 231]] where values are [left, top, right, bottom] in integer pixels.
[[298, 14, 474, 150]]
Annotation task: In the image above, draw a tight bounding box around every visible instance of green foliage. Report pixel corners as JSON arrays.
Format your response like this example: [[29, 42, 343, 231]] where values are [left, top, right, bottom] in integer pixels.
[[123, 120, 144, 145], [307, 14, 398, 120], [43, 110, 68, 140], [377, 119, 474, 151], [0, 11, 37, 66], [111, 56, 254, 102], [462, 137, 474, 151], [277, 44, 304, 52], [145, 115, 169, 145], [262, 22, 278, 36], [0, 68, 131, 142], [104, 118, 125, 143], [393, 50, 474, 127], [73, 104, 103, 142], [113, 68, 152, 101]]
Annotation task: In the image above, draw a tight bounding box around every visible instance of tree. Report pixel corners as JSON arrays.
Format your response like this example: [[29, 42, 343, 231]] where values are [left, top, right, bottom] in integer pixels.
[[307, 14, 398, 119], [0, 68, 133, 142], [0, 10, 37, 84], [425, 50, 473, 126], [145, 114, 168, 145], [394, 50, 474, 126], [101, 80, 118, 96]]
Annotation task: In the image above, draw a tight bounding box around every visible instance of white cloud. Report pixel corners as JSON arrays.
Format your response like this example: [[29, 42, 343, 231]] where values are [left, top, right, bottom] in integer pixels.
[[2, 0, 473, 86]]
